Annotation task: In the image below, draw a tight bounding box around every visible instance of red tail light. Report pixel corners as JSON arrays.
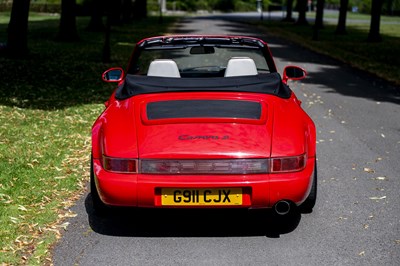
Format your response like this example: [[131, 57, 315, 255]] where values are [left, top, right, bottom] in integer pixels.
[[101, 155, 306, 174], [271, 154, 306, 173], [102, 155, 138, 173]]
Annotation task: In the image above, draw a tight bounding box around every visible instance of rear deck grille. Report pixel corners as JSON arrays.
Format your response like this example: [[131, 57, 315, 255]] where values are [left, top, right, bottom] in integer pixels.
[[146, 100, 261, 120]]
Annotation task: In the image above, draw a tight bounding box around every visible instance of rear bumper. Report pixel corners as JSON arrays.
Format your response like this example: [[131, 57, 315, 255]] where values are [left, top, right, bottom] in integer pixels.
[[92, 158, 315, 208]]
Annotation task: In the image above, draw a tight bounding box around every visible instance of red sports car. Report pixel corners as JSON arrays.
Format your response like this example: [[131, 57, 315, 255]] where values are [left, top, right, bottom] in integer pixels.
[[91, 35, 317, 216]]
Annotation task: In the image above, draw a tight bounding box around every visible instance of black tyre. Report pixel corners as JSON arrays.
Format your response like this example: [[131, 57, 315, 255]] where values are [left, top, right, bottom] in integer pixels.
[[299, 159, 317, 213], [90, 158, 109, 215]]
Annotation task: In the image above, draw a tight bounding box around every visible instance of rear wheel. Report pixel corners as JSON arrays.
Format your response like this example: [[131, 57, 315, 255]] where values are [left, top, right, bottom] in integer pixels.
[[90, 157, 108, 215], [299, 159, 317, 213]]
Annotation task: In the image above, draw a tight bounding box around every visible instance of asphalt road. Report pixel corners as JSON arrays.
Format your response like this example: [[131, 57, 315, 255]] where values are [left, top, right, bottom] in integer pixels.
[[53, 17, 400, 265]]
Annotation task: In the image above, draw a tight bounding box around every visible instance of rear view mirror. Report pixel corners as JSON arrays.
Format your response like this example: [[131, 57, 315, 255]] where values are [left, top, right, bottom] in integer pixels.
[[102, 68, 124, 83], [282, 66, 307, 83], [190, 46, 215, 55]]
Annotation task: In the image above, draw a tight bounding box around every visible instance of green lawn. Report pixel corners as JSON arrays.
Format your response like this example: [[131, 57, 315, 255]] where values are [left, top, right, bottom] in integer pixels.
[[257, 12, 400, 85], [0, 13, 177, 265], [306, 10, 400, 23]]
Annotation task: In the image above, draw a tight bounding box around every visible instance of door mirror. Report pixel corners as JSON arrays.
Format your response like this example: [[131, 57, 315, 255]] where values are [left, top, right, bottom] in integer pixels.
[[102, 68, 124, 82], [282, 66, 306, 83]]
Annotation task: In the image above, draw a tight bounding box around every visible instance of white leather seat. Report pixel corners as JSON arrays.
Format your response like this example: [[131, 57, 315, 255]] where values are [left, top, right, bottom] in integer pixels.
[[224, 57, 258, 77], [147, 59, 180, 78]]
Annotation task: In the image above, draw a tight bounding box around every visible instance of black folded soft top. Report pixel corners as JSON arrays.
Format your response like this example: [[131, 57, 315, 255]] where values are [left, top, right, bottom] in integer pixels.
[[115, 72, 292, 100]]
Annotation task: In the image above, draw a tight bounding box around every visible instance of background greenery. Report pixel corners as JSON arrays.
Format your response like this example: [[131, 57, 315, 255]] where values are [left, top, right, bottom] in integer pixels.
[[1, 0, 400, 14], [254, 11, 400, 85], [0, 13, 177, 265]]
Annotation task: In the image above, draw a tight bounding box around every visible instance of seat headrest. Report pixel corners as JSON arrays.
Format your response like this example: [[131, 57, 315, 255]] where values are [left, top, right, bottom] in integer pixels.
[[147, 59, 181, 78], [224, 57, 258, 77]]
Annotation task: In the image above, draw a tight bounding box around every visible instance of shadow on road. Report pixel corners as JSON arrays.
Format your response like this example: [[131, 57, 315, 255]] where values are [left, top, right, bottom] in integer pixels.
[[173, 17, 255, 36], [265, 36, 400, 105], [85, 194, 301, 239], [174, 17, 400, 105]]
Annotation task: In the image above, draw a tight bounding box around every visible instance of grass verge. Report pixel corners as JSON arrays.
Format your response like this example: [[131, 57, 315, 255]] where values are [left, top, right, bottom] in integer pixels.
[[0, 13, 177, 265], [256, 12, 400, 86]]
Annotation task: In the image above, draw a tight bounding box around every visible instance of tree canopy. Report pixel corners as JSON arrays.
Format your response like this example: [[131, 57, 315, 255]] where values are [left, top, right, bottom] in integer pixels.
[[2, 0, 398, 57]]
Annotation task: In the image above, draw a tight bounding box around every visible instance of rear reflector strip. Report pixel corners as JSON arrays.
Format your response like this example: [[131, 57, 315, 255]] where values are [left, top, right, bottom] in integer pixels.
[[141, 159, 269, 174]]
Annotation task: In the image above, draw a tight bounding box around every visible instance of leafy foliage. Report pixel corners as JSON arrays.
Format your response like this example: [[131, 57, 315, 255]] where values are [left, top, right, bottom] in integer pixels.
[[160, 0, 257, 12], [2, 0, 400, 14]]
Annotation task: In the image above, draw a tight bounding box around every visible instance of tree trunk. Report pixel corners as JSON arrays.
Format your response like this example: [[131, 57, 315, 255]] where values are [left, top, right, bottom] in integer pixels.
[[6, 0, 31, 57], [312, 0, 325, 41], [283, 0, 295, 22], [386, 0, 394, 16], [133, 0, 147, 20], [102, 15, 111, 63], [122, 0, 133, 23], [87, 0, 105, 32], [57, 0, 79, 41], [314, 0, 324, 29], [109, 0, 122, 25], [335, 0, 349, 34], [367, 0, 383, 42], [296, 0, 308, 25]]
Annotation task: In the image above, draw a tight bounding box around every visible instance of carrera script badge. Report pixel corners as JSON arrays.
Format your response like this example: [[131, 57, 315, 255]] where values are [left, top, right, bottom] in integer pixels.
[[178, 135, 230, 141]]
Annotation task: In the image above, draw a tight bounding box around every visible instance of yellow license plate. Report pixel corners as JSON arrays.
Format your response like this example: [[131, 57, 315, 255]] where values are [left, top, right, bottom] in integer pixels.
[[161, 188, 242, 206]]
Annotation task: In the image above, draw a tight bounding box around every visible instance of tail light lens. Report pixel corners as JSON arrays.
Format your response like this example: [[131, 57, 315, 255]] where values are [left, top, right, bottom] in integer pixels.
[[102, 155, 138, 173], [101, 155, 306, 174], [271, 154, 306, 173]]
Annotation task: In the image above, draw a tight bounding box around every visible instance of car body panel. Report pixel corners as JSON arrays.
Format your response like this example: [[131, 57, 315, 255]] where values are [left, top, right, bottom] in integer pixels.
[[135, 92, 273, 159], [91, 35, 316, 212], [92, 157, 315, 208]]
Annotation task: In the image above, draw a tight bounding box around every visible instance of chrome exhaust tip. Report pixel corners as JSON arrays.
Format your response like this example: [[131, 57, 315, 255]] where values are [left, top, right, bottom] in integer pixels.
[[274, 200, 291, 216]]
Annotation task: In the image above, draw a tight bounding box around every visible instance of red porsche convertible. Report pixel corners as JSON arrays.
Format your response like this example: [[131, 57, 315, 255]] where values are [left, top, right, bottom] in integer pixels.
[[91, 35, 317, 216]]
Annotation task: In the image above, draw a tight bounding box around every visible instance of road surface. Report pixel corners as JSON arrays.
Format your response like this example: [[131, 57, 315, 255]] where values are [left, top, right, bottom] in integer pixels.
[[53, 16, 400, 265]]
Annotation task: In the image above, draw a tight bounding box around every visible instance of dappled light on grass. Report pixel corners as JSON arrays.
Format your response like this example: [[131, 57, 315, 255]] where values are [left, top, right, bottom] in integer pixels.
[[0, 14, 178, 264], [0, 16, 177, 110], [0, 104, 103, 264]]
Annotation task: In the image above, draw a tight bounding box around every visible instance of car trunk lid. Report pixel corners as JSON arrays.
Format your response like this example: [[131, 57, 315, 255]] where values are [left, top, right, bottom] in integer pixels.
[[134, 93, 273, 159]]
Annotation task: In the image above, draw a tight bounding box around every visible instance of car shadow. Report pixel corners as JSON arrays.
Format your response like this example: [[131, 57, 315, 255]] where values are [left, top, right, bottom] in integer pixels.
[[85, 194, 301, 239]]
